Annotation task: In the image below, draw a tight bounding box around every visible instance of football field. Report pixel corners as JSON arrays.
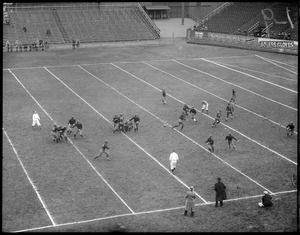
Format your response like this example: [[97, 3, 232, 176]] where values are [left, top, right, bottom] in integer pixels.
[[2, 43, 298, 232]]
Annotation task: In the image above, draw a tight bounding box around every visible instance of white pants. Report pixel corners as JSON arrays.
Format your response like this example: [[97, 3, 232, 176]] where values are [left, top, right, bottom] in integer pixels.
[[170, 160, 177, 170], [32, 119, 41, 126], [202, 103, 208, 111]]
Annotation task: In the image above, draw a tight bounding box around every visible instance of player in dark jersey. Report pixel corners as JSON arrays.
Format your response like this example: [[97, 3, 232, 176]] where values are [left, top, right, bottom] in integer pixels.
[[225, 102, 234, 121], [230, 89, 236, 103], [286, 122, 295, 136], [94, 140, 110, 160], [67, 116, 76, 135], [172, 111, 188, 131], [129, 114, 140, 132], [73, 120, 83, 138], [225, 133, 238, 149], [190, 107, 197, 122], [205, 135, 214, 153], [212, 110, 222, 128], [123, 120, 133, 132], [54, 125, 69, 143], [51, 124, 60, 142], [162, 89, 167, 104], [183, 104, 191, 116], [113, 114, 120, 134]]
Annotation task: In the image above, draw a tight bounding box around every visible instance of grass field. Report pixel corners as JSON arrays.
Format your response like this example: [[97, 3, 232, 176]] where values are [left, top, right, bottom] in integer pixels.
[[2, 41, 298, 232]]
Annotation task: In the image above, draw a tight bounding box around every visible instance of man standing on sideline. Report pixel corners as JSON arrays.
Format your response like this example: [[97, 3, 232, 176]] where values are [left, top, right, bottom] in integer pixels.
[[225, 133, 238, 149], [94, 140, 110, 161], [201, 100, 209, 114], [169, 150, 179, 174], [162, 88, 167, 104], [184, 186, 196, 217], [214, 177, 227, 207], [32, 111, 42, 129], [205, 135, 214, 153], [258, 191, 273, 208]]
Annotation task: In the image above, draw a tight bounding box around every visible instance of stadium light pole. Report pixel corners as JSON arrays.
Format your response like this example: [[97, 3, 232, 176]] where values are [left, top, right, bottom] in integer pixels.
[[181, 2, 184, 25]]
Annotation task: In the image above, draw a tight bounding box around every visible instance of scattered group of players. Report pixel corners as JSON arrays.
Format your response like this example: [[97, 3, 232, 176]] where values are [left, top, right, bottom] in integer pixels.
[[31, 85, 295, 161], [51, 116, 83, 143]]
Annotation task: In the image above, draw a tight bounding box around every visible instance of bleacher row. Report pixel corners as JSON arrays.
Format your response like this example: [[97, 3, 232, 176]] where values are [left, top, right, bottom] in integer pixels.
[[3, 3, 160, 47]]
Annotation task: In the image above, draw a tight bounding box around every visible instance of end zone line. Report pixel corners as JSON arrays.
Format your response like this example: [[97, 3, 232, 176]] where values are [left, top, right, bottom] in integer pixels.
[[76, 65, 207, 203], [143, 62, 297, 135], [202, 58, 297, 93], [11, 189, 296, 233], [113, 63, 297, 166], [2, 127, 56, 226], [8, 69, 135, 216], [173, 59, 297, 111]]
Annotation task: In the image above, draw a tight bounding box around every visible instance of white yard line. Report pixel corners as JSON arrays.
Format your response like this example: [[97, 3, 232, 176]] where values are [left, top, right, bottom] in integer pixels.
[[82, 63, 278, 192], [111, 63, 297, 165], [207, 61, 297, 82], [3, 127, 56, 226], [11, 189, 296, 233], [255, 55, 298, 74], [143, 61, 297, 135], [173, 60, 297, 111], [202, 59, 297, 93], [8, 69, 135, 216]]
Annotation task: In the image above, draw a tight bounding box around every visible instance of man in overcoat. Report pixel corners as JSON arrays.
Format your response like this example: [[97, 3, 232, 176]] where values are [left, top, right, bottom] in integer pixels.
[[214, 177, 227, 207]]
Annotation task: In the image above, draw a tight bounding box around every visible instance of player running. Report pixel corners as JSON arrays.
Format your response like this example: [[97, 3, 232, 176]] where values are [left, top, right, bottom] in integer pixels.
[[225, 102, 234, 121], [230, 89, 236, 103], [94, 140, 110, 160], [225, 133, 238, 149], [183, 104, 191, 117], [67, 116, 76, 135], [201, 100, 209, 114], [212, 110, 222, 128], [129, 114, 140, 132], [172, 111, 188, 131], [190, 107, 197, 122], [162, 89, 167, 104], [73, 120, 83, 138], [286, 122, 295, 136], [205, 135, 214, 153], [113, 114, 120, 134]]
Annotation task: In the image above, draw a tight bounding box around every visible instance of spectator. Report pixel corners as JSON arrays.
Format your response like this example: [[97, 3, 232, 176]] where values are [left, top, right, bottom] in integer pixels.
[[46, 29, 51, 36], [23, 26, 27, 32], [5, 40, 10, 52], [184, 186, 196, 217], [72, 38, 76, 49], [76, 38, 80, 48], [214, 177, 227, 207], [44, 39, 49, 50], [244, 29, 247, 36], [15, 39, 19, 52], [287, 33, 291, 40], [258, 191, 273, 208]]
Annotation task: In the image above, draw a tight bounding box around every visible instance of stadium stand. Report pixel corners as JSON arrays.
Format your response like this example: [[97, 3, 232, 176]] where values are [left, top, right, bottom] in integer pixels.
[[3, 2, 160, 48]]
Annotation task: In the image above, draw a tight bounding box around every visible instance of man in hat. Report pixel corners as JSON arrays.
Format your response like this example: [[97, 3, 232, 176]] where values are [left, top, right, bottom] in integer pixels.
[[214, 177, 227, 207], [169, 150, 179, 174], [184, 186, 196, 217], [258, 191, 273, 208]]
